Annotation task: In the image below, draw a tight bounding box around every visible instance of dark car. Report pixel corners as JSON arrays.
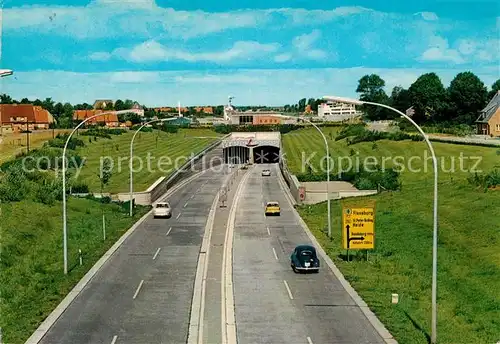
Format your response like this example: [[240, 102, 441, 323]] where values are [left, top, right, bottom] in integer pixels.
[[290, 245, 320, 273]]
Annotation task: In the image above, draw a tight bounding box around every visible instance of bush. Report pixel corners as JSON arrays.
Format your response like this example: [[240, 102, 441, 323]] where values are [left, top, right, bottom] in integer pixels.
[[45, 135, 85, 150], [0, 167, 30, 202], [467, 169, 500, 190], [71, 182, 90, 193], [34, 179, 63, 205], [80, 128, 125, 139], [337, 123, 423, 145]]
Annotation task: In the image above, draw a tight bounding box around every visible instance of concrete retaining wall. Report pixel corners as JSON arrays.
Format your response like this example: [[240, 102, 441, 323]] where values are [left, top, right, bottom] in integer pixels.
[[279, 155, 378, 205], [279, 158, 302, 205]]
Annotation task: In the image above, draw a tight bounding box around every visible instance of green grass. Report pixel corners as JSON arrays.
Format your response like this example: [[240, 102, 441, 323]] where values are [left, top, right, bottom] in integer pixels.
[[283, 126, 500, 344], [73, 128, 221, 193], [0, 198, 150, 344]]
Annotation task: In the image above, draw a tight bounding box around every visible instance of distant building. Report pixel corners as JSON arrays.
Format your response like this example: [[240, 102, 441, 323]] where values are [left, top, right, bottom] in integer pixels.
[[476, 91, 500, 137], [0, 104, 54, 132], [229, 110, 285, 125], [131, 102, 145, 117], [318, 101, 362, 121], [93, 99, 114, 110], [73, 110, 120, 127]]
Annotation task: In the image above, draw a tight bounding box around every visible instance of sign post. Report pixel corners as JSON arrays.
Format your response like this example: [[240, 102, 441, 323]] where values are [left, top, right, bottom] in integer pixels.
[[342, 206, 375, 259]]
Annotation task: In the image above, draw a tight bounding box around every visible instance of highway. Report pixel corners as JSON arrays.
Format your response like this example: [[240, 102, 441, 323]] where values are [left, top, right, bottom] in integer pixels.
[[232, 164, 385, 344], [38, 165, 228, 344]]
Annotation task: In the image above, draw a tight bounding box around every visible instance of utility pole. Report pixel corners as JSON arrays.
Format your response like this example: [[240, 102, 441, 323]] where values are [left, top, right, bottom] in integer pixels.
[[26, 117, 30, 153]]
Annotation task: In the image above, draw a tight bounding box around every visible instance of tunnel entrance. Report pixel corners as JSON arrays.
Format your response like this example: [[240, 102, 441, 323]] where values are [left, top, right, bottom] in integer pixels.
[[253, 146, 280, 164], [223, 146, 250, 164]]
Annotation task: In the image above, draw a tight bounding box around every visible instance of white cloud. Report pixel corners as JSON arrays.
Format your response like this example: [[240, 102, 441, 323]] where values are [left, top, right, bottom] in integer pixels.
[[290, 30, 328, 60], [97, 40, 280, 63], [415, 12, 439, 21], [419, 36, 499, 64], [274, 54, 292, 63], [292, 29, 321, 50], [4, 67, 498, 107], [419, 35, 464, 64], [2, 3, 365, 40], [89, 52, 112, 61]]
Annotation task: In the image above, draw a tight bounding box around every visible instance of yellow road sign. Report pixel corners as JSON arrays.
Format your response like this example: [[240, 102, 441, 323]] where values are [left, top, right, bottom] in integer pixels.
[[342, 206, 375, 249]]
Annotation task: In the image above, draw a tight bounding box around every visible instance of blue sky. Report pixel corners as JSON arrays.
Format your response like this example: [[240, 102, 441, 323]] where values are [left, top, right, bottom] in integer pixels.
[[0, 0, 499, 106]]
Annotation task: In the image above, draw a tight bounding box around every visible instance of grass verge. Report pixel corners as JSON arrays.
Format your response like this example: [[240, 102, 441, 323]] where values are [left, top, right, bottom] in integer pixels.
[[0, 198, 149, 344], [283, 126, 500, 344], [74, 128, 221, 193], [0, 130, 71, 164]]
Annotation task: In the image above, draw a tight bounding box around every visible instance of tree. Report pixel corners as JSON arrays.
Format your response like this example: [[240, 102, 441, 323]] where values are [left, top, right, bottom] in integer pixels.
[[114, 99, 125, 111], [98, 159, 112, 197], [408, 73, 446, 123], [0, 94, 13, 104], [447, 71, 488, 124], [53, 102, 64, 115], [298, 98, 307, 112], [42, 98, 55, 113], [356, 74, 390, 120], [33, 99, 43, 106], [63, 102, 74, 116], [20, 98, 31, 104], [389, 86, 411, 113], [488, 79, 500, 99], [123, 99, 134, 109]]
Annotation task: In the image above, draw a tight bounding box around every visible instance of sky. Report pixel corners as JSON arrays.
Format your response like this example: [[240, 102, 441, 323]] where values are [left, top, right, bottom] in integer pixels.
[[0, 0, 499, 106]]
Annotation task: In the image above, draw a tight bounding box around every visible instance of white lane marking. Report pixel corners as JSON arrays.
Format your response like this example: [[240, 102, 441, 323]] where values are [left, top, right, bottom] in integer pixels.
[[132, 280, 144, 299], [110, 335, 118, 344], [283, 280, 294, 300], [176, 213, 181, 219], [307, 337, 313, 344], [184, 202, 189, 208], [266, 226, 270, 236], [153, 247, 161, 260], [272, 247, 278, 260], [166, 227, 172, 236]]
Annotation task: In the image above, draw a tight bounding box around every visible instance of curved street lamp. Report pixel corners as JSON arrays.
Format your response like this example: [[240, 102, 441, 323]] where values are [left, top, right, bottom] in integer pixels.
[[324, 95, 439, 344], [273, 114, 332, 238], [0, 69, 13, 77], [61, 109, 140, 274], [129, 117, 178, 216]]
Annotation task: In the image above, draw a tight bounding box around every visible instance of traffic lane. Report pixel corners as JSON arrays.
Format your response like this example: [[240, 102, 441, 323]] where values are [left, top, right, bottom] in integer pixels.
[[104, 171, 226, 344], [262, 164, 385, 344], [39, 169, 226, 344], [233, 169, 311, 344]]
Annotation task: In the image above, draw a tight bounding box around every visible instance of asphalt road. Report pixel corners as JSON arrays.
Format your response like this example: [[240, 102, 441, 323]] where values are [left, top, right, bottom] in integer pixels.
[[39, 167, 228, 344], [232, 164, 385, 344]]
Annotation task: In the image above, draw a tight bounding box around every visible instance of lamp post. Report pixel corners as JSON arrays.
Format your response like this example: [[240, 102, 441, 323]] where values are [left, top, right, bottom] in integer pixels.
[[61, 109, 139, 274], [0, 69, 13, 77], [129, 117, 177, 216], [273, 114, 332, 238], [324, 95, 439, 344]]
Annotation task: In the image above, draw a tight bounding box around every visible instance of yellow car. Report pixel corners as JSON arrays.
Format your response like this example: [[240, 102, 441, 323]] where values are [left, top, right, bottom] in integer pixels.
[[265, 201, 280, 216]]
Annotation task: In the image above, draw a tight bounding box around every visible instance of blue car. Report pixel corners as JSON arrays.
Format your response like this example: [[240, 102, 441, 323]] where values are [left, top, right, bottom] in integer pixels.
[[290, 245, 320, 273]]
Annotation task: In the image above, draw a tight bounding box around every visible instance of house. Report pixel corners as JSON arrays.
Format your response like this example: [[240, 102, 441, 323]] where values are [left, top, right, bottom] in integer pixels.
[[73, 110, 120, 127], [0, 104, 54, 132], [131, 102, 145, 117], [476, 91, 500, 137], [93, 99, 114, 110]]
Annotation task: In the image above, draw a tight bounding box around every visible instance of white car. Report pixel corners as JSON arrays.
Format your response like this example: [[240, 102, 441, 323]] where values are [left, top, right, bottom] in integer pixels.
[[262, 169, 271, 176], [153, 202, 172, 218]]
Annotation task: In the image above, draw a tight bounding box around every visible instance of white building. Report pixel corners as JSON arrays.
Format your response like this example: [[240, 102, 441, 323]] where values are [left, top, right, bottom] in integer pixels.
[[318, 101, 362, 121]]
